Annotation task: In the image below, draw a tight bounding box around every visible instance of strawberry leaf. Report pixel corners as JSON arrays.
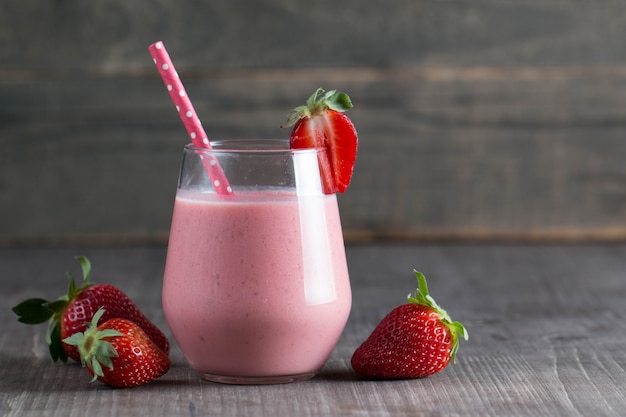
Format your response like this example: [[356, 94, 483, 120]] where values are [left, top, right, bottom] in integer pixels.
[[11, 298, 53, 324], [44, 299, 69, 313], [12, 256, 96, 363], [49, 322, 68, 363], [324, 90, 353, 112], [284, 88, 354, 127], [64, 256, 92, 300], [62, 332, 84, 346], [451, 321, 469, 340], [75, 256, 92, 285], [408, 270, 452, 323], [63, 308, 123, 381], [66, 272, 77, 299], [408, 270, 468, 363], [89, 357, 105, 380]]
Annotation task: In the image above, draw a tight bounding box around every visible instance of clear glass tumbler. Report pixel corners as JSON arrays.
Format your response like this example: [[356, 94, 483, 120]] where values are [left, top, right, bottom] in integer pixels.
[[162, 139, 352, 384]]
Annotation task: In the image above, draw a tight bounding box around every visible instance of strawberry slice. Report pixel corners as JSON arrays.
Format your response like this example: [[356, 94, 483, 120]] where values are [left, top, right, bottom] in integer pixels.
[[286, 88, 358, 193]]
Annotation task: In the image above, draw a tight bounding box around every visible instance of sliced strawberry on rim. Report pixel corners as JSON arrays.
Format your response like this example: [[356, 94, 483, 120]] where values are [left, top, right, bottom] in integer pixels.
[[285, 88, 358, 194]]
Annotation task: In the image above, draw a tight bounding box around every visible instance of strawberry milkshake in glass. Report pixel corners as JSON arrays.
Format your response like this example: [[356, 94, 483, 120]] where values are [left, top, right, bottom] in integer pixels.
[[162, 139, 352, 384]]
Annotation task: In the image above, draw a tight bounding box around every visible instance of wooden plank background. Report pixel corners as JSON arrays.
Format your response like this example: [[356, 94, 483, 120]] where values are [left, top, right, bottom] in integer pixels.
[[2, 0, 626, 245]]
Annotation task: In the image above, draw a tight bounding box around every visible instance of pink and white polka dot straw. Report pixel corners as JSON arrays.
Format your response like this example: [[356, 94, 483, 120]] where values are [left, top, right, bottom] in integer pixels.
[[148, 41, 233, 195]]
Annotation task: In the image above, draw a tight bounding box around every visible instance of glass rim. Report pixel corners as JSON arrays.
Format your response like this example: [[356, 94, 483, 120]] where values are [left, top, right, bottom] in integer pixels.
[[184, 139, 322, 155]]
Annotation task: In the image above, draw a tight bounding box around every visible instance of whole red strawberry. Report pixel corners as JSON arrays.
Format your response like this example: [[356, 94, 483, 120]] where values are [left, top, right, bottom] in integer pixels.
[[286, 88, 358, 194], [12, 256, 170, 363], [64, 308, 170, 388], [351, 270, 468, 379]]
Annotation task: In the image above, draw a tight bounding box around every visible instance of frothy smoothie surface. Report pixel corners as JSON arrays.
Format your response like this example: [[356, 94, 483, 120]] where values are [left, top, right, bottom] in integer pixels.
[[163, 189, 351, 378]]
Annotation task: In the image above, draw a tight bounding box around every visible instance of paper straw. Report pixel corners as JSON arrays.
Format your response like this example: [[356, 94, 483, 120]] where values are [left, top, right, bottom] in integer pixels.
[[148, 41, 233, 195]]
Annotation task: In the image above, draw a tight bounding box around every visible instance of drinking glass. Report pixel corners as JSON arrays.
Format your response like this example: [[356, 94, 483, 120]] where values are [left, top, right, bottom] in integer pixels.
[[162, 139, 352, 384]]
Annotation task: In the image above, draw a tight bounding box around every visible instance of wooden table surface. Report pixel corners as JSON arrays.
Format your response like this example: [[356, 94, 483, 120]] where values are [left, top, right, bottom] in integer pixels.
[[2, 243, 625, 416]]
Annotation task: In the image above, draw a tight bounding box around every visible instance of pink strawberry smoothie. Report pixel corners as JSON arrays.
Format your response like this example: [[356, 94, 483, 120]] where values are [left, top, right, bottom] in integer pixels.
[[162, 189, 351, 381]]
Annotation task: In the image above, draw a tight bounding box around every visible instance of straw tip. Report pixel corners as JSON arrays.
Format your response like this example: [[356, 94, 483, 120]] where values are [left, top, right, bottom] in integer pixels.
[[148, 41, 164, 51]]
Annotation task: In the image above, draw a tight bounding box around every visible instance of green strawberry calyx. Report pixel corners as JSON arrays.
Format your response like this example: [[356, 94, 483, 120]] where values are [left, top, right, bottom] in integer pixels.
[[63, 308, 123, 382], [284, 87, 353, 127], [11, 256, 94, 362], [407, 270, 469, 363]]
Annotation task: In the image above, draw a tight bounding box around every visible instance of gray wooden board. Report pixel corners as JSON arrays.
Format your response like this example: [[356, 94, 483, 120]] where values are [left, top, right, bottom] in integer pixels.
[[3, 69, 626, 244], [3, 0, 626, 70], [2, 0, 626, 243], [1, 244, 626, 416]]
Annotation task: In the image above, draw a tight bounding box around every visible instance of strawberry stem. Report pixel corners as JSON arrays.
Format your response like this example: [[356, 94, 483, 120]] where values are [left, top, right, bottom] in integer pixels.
[[63, 308, 123, 381], [284, 87, 353, 127], [407, 270, 468, 363]]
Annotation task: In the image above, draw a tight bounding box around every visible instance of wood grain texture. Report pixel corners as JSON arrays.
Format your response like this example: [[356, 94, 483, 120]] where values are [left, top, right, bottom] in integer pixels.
[[2, 0, 626, 243], [2, 244, 626, 416], [3, 0, 626, 70]]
